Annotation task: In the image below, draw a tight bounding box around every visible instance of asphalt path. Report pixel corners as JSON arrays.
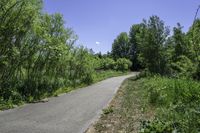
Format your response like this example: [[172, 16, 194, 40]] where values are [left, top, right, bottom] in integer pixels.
[[0, 73, 136, 133]]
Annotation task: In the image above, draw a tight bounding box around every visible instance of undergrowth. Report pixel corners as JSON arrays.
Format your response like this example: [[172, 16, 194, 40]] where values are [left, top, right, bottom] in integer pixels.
[[141, 76, 200, 133]]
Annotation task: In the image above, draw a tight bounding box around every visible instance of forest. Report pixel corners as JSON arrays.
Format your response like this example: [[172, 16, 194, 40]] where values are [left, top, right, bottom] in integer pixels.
[[0, 0, 132, 109]]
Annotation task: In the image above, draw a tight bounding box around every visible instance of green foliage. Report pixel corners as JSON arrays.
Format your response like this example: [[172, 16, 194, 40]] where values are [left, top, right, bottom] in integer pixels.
[[112, 16, 171, 74], [136, 16, 169, 74], [0, 0, 131, 110], [141, 76, 200, 132], [70, 47, 96, 86], [111, 16, 200, 79], [187, 19, 200, 79], [102, 106, 114, 115], [170, 55, 195, 78], [111, 32, 130, 59], [98, 57, 132, 71], [0, 0, 43, 100], [141, 120, 174, 133], [129, 24, 144, 70], [188, 19, 200, 61], [173, 23, 189, 57], [194, 61, 200, 80], [115, 58, 132, 71], [100, 58, 115, 70], [93, 70, 128, 83]]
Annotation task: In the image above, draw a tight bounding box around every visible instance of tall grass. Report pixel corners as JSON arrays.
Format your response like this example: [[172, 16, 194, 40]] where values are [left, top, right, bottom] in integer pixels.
[[141, 76, 200, 132]]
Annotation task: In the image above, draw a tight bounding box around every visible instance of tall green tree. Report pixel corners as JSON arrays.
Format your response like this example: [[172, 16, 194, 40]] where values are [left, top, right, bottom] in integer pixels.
[[129, 24, 143, 70], [111, 32, 130, 59], [172, 23, 189, 58], [21, 13, 74, 97], [0, 0, 43, 99], [187, 19, 200, 61], [136, 16, 169, 74], [187, 19, 200, 79]]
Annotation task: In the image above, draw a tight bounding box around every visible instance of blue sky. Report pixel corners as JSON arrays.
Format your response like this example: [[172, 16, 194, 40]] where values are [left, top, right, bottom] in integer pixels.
[[43, 0, 200, 53]]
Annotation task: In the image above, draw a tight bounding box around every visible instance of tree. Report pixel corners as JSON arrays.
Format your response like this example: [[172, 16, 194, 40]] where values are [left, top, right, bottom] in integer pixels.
[[187, 19, 200, 79], [0, 0, 43, 100], [21, 13, 74, 97], [172, 23, 189, 58], [136, 16, 169, 74], [101, 58, 115, 70], [129, 24, 144, 70], [114, 58, 132, 71], [171, 55, 195, 78], [111, 32, 130, 59]]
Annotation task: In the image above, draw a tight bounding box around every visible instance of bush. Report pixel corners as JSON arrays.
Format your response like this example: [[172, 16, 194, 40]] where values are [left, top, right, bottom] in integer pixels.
[[70, 47, 95, 86], [114, 58, 132, 71], [101, 58, 115, 70], [170, 55, 195, 78]]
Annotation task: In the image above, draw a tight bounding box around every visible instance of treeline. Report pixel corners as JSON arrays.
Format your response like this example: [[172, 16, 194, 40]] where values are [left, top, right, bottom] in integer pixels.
[[111, 15, 200, 79], [0, 0, 132, 106]]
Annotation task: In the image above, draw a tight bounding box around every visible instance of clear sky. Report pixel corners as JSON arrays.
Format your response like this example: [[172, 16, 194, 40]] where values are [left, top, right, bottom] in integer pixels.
[[43, 0, 200, 53]]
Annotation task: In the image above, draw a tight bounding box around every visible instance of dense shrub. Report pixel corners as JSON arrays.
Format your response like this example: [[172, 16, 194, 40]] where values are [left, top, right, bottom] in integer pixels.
[[101, 58, 115, 70], [170, 55, 195, 78], [96, 57, 132, 72], [114, 58, 132, 71], [72, 47, 96, 85], [141, 76, 200, 133]]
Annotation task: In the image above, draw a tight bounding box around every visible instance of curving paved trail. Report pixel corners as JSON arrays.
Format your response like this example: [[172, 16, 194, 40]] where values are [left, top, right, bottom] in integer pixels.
[[0, 73, 136, 133]]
